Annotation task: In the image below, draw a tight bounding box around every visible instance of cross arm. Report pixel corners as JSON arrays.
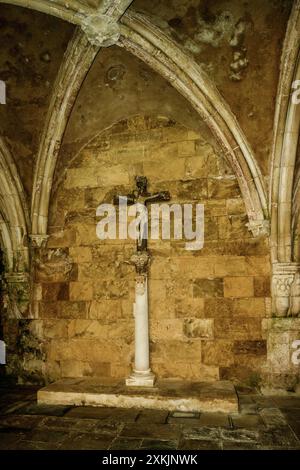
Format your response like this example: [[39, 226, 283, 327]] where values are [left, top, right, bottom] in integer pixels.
[[113, 194, 135, 206], [145, 191, 171, 204]]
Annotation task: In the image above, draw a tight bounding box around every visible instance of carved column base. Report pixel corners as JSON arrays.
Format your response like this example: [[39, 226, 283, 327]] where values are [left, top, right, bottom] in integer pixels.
[[126, 369, 156, 388]]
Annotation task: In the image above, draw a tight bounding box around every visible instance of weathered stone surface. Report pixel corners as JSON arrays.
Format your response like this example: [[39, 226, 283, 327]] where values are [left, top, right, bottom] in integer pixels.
[[220, 428, 259, 443], [110, 438, 142, 450], [202, 340, 234, 367], [224, 277, 254, 298], [231, 414, 263, 429], [214, 317, 263, 340], [42, 283, 69, 301], [208, 178, 240, 199], [254, 276, 271, 297], [69, 282, 93, 301], [233, 340, 267, 356], [182, 426, 220, 441], [193, 279, 224, 298], [63, 432, 113, 450], [39, 301, 87, 319], [150, 340, 202, 362], [137, 409, 169, 424], [199, 412, 229, 427], [259, 408, 288, 428], [183, 319, 214, 339], [140, 439, 178, 450], [179, 439, 222, 450], [205, 298, 266, 318]]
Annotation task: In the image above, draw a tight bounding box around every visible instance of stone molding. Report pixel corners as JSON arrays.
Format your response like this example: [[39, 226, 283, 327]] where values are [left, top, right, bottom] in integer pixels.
[[270, 0, 300, 262], [4, 272, 29, 284]]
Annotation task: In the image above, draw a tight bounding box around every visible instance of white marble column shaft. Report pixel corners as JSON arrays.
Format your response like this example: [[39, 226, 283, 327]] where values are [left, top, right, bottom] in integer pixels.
[[126, 265, 155, 387]]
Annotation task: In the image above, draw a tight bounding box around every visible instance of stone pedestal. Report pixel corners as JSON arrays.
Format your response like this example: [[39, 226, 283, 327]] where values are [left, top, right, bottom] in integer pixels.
[[262, 318, 300, 393], [38, 378, 238, 413]]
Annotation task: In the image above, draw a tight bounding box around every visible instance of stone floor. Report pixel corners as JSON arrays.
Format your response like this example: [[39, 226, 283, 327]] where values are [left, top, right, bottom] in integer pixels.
[[0, 381, 300, 450]]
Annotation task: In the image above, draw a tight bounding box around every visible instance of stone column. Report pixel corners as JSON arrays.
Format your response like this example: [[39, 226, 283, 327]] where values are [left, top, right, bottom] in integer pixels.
[[4, 272, 30, 319], [126, 251, 155, 387]]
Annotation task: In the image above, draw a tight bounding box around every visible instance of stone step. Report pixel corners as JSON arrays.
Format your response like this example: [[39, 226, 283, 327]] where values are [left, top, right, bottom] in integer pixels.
[[38, 378, 238, 413]]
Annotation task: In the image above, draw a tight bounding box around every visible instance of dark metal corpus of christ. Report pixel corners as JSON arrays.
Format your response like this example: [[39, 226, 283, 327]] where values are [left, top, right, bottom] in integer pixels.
[[113, 176, 171, 252]]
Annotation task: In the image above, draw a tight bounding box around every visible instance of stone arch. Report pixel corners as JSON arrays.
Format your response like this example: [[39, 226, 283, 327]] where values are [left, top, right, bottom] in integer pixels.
[[0, 138, 29, 273], [270, 0, 300, 264], [0, 213, 14, 272], [0, 138, 30, 318], [27, 11, 267, 240], [30, 28, 97, 239]]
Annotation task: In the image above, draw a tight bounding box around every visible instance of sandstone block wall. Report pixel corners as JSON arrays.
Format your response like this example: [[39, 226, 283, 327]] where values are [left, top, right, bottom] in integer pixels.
[[29, 116, 271, 385]]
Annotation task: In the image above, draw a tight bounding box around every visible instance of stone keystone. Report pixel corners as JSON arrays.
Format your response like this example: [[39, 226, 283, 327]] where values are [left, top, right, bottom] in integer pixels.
[[81, 14, 121, 47]]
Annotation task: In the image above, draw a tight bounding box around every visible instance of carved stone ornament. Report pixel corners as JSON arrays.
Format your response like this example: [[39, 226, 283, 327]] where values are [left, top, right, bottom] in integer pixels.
[[81, 14, 120, 47], [29, 234, 49, 249], [272, 263, 300, 317], [130, 251, 150, 275]]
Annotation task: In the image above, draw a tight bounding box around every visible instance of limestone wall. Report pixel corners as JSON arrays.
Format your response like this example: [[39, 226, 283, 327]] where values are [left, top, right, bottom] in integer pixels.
[[32, 115, 271, 385]]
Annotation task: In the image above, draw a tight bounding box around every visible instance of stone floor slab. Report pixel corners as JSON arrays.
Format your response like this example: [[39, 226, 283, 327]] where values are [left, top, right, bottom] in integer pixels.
[[65, 406, 139, 422], [17, 403, 72, 417], [199, 412, 229, 428], [179, 439, 222, 450], [137, 409, 169, 424], [182, 426, 220, 441], [140, 439, 178, 450], [63, 432, 113, 450], [110, 437, 142, 450], [121, 423, 181, 440], [231, 414, 264, 429]]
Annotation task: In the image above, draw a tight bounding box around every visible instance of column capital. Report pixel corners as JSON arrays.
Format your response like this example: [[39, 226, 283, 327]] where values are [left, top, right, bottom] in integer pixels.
[[130, 251, 151, 274], [81, 14, 120, 47], [246, 219, 270, 237], [272, 262, 300, 317], [29, 234, 49, 249]]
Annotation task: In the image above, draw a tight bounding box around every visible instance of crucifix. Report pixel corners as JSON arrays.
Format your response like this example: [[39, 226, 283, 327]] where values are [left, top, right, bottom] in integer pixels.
[[114, 176, 170, 387]]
